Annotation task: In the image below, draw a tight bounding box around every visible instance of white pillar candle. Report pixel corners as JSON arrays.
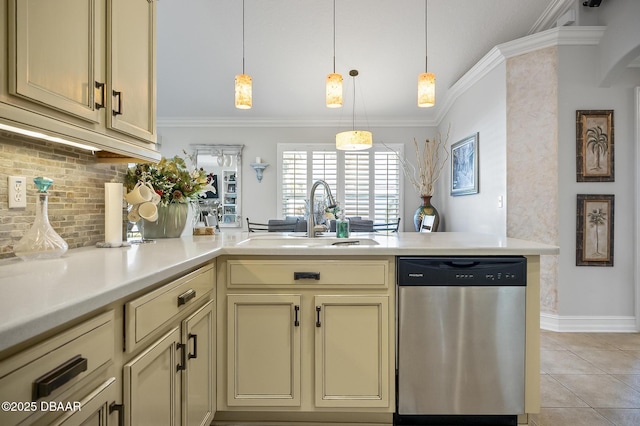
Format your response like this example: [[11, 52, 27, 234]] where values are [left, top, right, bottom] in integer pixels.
[[255, 156, 261, 164], [105, 183, 123, 244]]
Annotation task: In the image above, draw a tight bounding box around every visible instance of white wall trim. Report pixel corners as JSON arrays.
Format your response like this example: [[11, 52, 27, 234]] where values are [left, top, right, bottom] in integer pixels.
[[541, 312, 638, 332], [157, 117, 438, 128], [635, 87, 640, 332]]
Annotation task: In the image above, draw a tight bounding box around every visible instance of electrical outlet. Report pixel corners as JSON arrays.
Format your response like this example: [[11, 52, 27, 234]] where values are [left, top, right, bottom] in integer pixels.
[[9, 176, 27, 208]]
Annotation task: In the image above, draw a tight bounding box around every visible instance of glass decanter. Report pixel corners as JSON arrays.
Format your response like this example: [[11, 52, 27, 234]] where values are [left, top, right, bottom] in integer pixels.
[[14, 177, 68, 260]]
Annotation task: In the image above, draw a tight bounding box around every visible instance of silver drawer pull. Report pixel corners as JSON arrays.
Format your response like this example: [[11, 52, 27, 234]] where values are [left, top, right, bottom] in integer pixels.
[[32, 355, 87, 400], [177, 289, 196, 306]]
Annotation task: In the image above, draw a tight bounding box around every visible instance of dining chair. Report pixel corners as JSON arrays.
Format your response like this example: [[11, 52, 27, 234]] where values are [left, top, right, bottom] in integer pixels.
[[348, 219, 375, 232], [267, 219, 299, 232], [373, 218, 401, 233], [246, 218, 269, 232]]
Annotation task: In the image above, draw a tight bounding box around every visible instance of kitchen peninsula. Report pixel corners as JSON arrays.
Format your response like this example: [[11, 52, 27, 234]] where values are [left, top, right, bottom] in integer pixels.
[[0, 232, 557, 426]]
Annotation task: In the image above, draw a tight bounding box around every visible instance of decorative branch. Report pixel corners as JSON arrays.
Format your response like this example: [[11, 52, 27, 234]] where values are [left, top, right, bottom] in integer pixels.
[[384, 125, 450, 197]]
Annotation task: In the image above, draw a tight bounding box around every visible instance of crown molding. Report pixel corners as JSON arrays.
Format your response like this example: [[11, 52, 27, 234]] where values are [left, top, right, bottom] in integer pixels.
[[529, 0, 575, 34], [434, 26, 606, 126], [157, 116, 438, 129]]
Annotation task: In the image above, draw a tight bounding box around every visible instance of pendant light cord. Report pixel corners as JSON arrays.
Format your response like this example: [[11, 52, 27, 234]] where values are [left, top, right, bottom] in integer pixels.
[[242, 0, 246, 74], [424, 0, 428, 73], [351, 73, 356, 130], [332, 0, 336, 73]]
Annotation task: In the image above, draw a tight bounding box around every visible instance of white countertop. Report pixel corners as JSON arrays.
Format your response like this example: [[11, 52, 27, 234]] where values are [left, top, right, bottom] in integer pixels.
[[0, 232, 558, 353]]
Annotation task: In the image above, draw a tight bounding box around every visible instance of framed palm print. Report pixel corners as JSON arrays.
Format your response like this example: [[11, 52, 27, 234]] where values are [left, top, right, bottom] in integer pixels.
[[576, 110, 614, 182], [576, 194, 614, 266], [450, 133, 479, 196]]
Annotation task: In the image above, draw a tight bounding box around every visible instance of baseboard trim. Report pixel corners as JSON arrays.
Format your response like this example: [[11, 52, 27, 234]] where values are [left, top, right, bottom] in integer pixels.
[[541, 313, 638, 332]]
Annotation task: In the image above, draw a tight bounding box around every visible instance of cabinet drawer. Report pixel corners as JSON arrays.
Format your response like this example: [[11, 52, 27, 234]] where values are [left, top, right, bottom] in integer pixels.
[[126, 263, 214, 350], [0, 311, 114, 426], [227, 259, 389, 289]]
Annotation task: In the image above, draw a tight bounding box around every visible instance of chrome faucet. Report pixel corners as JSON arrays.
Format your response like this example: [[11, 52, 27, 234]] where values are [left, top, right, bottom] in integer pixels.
[[308, 180, 337, 238]]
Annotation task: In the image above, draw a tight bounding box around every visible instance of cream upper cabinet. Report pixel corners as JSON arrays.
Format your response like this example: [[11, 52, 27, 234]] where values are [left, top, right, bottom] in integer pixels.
[[226, 294, 301, 407], [11, 0, 104, 123], [314, 295, 389, 408], [1, 0, 158, 161], [108, 0, 156, 142]]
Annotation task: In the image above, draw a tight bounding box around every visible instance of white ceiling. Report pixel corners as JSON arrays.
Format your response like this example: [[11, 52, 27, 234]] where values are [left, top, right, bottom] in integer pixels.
[[156, 0, 559, 127]]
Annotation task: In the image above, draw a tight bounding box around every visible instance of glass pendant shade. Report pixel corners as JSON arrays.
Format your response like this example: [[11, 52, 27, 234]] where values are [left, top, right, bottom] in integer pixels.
[[326, 73, 343, 108], [418, 72, 435, 107], [336, 130, 373, 151], [235, 74, 252, 109]]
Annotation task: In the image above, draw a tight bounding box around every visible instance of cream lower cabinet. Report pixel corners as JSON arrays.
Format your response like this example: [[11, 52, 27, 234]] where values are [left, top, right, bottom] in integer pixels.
[[0, 311, 119, 426], [124, 327, 182, 426], [226, 294, 301, 407], [123, 262, 216, 426], [219, 256, 395, 421], [35, 377, 119, 426], [124, 300, 215, 426], [182, 301, 216, 426], [314, 295, 389, 408], [226, 294, 388, 409]]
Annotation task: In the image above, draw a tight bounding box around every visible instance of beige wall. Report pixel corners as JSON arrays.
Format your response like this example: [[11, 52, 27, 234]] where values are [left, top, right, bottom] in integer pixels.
[[0, 133, 127, 259], [506, 47, 560, 315]]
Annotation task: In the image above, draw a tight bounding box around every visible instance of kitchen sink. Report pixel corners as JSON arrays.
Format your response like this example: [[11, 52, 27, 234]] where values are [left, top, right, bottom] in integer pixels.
[[236, 235, 379, 247]]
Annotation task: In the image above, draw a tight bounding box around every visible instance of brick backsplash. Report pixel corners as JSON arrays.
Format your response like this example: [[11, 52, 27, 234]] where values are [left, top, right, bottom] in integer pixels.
[[0, 132, 128, 259]]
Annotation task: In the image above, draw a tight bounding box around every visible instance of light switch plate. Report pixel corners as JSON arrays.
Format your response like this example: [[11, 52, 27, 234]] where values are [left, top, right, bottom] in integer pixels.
[[9, 176, 27, 208]]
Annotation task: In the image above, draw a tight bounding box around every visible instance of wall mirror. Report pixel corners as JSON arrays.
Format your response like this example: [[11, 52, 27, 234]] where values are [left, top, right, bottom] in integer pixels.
[[192, 144, 244, 228]]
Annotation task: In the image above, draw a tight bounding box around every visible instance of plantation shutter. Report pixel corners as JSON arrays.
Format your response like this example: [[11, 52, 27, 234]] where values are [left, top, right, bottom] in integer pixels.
[[344, 152, 370, 217], [311, 151, 338, 200], [374, 151, 401, 223], [281, 150, 307, 217], [277, 143, 403, 225]]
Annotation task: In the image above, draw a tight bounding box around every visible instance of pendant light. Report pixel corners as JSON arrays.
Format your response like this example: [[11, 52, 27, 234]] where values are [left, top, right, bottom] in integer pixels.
[[336, 70, 372, 151], [418, 0, 435, 108], [235, 0, 252, 109], [326, 0, 342, 108]]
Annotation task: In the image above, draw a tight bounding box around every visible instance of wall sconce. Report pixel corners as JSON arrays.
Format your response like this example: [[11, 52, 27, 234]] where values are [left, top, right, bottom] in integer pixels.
[[250, 157, 269, 183]]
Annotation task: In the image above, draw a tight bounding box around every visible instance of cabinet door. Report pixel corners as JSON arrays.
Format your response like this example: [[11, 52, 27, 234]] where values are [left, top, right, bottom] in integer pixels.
[[183, 301, 215, 426], [124, 327, 181, 426], [39, 378, 118, 426], [11, 0, 104, 122], [227, 294, 301, 406], [314, 295, 389, 408], [108, 0, 156, 142]]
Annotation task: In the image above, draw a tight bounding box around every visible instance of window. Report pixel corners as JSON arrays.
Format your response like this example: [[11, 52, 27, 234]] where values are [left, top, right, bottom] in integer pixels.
[[277, 144, 403, 223]]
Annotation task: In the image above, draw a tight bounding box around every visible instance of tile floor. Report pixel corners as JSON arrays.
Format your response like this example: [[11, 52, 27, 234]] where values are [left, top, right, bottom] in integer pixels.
[[532, 330, 640, 426]]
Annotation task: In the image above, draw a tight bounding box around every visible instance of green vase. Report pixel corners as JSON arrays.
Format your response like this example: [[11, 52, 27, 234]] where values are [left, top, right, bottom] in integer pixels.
[[413, 195, 439, 232], [142, 203, 189, 239]]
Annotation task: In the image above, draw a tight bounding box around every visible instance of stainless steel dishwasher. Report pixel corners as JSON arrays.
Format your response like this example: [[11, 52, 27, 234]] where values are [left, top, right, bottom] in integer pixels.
[[395, 256, 526, 426]]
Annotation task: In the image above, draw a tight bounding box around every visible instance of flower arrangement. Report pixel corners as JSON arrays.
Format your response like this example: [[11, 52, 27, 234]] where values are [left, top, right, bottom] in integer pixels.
[[392, 127, 450, 197], [124, 154, 208, 205]]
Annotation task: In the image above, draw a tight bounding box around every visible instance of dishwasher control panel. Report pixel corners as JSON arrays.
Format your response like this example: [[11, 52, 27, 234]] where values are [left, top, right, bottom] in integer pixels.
[[398, 256, 526, 286]]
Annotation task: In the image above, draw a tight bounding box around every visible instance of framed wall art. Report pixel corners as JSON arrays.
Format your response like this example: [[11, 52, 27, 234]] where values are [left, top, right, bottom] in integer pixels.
[[576, 194, 614, 266], [576, 110, 614, 182], [450, 133, 479, 196]]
